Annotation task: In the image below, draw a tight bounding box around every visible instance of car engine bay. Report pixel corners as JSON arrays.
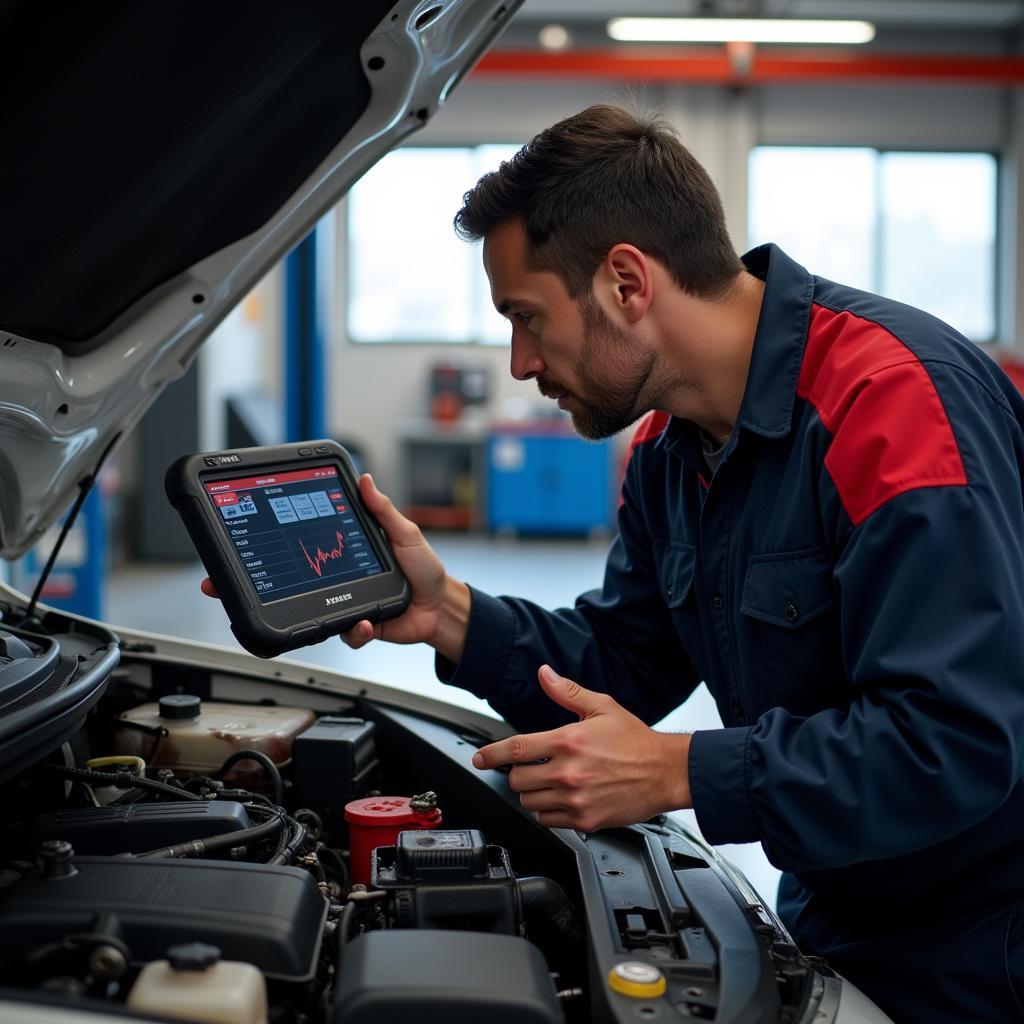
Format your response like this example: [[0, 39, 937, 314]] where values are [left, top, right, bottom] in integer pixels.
[[0, 599, 849, 1024]]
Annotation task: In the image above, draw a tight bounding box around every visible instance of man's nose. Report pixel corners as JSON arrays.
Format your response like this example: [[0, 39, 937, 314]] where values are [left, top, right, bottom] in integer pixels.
[[509, 327, 545, 381]]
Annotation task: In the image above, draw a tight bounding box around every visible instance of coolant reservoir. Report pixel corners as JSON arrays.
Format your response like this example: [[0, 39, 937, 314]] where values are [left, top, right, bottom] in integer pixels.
[[114, 696, 314, 787], [127, 942, 267, 1024]]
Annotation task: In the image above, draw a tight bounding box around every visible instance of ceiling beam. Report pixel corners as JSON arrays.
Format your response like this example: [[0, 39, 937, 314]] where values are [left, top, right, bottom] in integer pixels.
[[473, 48, 1024, 84]]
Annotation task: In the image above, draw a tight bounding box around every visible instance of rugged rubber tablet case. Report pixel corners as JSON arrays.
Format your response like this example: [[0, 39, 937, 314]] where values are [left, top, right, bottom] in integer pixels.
[[165, 440, 410, 658]]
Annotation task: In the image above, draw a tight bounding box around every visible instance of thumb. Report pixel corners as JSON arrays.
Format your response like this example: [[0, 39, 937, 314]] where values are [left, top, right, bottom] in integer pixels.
[[359, 473, 422, 547], [537, 664, 607, 720]]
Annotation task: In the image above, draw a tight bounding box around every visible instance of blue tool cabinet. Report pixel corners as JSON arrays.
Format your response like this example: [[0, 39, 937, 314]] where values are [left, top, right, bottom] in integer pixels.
[[487, 429, 613, 535]]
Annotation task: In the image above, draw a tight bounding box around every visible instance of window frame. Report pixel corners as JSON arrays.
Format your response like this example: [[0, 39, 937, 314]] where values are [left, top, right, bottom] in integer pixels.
[[344, 141, 523, 348], [747, 142, 1002, 346]]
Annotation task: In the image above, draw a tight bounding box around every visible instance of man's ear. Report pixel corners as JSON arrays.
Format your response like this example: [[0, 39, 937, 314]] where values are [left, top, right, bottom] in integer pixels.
[[601, 244, 653, 323]]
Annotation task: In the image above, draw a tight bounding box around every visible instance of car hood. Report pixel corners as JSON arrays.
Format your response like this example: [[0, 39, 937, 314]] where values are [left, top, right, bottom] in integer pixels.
[[0, 0, 519, 558]]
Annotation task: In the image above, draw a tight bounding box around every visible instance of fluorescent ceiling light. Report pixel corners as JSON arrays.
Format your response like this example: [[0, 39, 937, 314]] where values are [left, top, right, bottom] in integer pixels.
[[608, 17, 876, 45], [539, 23, 571, 51]]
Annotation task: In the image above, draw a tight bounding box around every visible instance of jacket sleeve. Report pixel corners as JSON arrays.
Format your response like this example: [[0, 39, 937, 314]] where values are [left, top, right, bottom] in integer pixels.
[[436, 451, 700, 733], [690, 363, 1024, 871]]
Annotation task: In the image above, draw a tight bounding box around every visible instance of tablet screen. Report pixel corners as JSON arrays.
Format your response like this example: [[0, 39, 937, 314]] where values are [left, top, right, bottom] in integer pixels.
[[203, 465, 383, 604]]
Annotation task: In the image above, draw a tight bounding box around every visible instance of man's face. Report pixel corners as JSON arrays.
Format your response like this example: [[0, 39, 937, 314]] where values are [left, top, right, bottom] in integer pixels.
[[483, 219, 655, 440], [555, 294, 657, 439]]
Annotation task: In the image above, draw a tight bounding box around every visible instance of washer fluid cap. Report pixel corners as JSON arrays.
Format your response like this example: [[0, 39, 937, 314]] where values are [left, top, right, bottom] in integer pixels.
[[158, 694, 201, 720], [167, 942, 221, 971], [608, 961, 667, 998]]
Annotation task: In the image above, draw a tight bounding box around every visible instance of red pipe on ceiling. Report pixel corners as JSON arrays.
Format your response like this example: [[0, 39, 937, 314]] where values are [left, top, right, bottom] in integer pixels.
[[472, 48, 1024, 86]]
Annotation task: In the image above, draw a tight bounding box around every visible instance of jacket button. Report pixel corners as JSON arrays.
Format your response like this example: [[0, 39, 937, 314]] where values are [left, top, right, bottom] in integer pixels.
[[666, 586, 673, 600], [711, 594, 724, 610], [784, 602, 798, 623]]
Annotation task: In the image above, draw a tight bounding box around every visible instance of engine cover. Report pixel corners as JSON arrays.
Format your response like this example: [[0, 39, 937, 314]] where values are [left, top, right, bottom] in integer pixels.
[[30, 801, 253, 856], [0, 856, 326, 981], [332, 930, 562, 1024]]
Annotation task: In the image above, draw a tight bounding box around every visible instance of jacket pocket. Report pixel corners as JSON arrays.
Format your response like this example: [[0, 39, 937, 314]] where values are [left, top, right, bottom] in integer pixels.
[[652, 539, 696, 609], [740, 547, 837, 628], [739, 547, 843, 711]]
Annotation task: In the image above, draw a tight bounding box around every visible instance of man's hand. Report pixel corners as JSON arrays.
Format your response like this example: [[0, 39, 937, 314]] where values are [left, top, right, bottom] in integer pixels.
[[339, 474, 469, 660], [201, 474, 471, 662], [472, 665, 692, 832]]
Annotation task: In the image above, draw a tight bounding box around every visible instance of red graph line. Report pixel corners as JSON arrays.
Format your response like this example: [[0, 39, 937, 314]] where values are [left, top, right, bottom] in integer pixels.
[[300, 531, 346, 577]]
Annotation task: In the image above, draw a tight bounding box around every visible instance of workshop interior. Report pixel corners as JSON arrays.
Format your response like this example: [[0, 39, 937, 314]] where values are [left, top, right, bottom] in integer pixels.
[[0, 1, 1021, 1022]]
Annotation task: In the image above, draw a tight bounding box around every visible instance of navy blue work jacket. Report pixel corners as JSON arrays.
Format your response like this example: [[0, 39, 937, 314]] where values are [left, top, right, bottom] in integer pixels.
[[439, 244, 1024, 923]]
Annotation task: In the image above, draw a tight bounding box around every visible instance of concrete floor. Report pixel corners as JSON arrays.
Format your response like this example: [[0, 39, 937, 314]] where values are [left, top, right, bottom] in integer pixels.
[[106, 532, 782, 908]]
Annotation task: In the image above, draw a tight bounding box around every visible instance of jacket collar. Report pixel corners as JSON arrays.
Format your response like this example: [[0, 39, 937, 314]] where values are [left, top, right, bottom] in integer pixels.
[[735, 243, 814, 439], [657, 243, 814, 467]]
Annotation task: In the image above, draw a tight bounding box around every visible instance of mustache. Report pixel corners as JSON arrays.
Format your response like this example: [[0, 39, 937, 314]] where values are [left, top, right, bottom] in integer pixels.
[[536, 377, 570, 400]]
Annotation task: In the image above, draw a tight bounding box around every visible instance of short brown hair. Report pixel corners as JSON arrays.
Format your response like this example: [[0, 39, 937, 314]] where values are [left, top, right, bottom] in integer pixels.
[[454, 104, 743, 299]]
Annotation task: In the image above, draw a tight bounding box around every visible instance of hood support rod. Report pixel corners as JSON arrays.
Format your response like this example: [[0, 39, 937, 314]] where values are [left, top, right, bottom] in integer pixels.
[[24, 433, 121, 625]]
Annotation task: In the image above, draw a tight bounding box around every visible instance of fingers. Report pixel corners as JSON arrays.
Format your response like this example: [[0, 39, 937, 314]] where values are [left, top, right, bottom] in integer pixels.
[[518, 783, 601, 832], [517, 788, 566, 813], [534, 810, 583, 830], [537, 664, 609, 720], [507, 762, 552, 792], [470, 670, 613, 771], [359, 474, 424, 548], [472, 728, 562, 770], [341, 620, 378, 649], [534, 804, 601, 832], [200, 577, 219, 599]]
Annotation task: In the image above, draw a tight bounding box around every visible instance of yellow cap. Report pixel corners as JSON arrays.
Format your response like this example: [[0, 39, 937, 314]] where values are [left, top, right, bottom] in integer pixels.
[[85, 755, 146, 773], [607, 961, 667, 999]]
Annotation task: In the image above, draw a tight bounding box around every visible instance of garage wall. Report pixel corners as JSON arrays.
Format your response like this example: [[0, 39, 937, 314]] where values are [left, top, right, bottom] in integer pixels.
[[326, 76, 1019, 497], [756, 81, 1006, 148]]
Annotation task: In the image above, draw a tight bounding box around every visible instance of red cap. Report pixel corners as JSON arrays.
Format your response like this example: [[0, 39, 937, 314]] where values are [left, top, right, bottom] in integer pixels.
[[344, 796, 444, 886], [344, 796, 441, 827]]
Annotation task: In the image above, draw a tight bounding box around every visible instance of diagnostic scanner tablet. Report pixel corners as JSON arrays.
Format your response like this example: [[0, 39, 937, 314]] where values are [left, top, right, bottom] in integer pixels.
[[165, 441, 410, 658]]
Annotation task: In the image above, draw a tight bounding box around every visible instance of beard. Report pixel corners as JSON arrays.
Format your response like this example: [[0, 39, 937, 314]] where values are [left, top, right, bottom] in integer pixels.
[[537, 294, 657, 440]]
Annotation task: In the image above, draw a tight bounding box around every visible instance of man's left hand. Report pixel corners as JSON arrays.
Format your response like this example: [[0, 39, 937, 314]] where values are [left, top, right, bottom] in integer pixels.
[[472, 665, 692, 832]]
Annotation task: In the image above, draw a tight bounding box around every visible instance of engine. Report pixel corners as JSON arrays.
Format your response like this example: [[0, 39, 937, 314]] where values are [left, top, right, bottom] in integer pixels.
[[0, 608, 839, 1024], [0, 690, 580, 1024]]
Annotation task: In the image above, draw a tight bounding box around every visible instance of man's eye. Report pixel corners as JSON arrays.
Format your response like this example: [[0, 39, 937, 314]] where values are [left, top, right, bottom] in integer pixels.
[[516, 312, 534, 327]]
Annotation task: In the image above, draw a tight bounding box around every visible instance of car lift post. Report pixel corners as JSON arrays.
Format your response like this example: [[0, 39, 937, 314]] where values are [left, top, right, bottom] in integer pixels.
[[284, 216, 332, 442]]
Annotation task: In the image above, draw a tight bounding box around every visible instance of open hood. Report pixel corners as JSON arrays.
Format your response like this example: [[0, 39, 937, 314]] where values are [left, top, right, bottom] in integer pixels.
[[0, 0, 520, 558]]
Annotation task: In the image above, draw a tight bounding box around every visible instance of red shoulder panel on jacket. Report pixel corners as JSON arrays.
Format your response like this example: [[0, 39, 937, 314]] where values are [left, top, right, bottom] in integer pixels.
[[798, 304, 967, 527], [618, 411, 671, 507], [630, 410, 671, 450]]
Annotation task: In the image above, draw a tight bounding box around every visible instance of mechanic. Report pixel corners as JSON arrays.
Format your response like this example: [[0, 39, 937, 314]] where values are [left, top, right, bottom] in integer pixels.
[[346, 104, 1024, 1022], [215, 104, 1024, 1020]]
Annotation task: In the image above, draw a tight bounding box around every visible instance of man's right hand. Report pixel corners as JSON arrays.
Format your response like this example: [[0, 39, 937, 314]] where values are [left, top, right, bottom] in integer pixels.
[[200, 474, 471, 664]]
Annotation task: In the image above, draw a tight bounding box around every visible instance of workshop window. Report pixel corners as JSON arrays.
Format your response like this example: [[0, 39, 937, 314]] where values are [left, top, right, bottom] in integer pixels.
[[749, 147, 998, 343], [347, 144, 521, 344]]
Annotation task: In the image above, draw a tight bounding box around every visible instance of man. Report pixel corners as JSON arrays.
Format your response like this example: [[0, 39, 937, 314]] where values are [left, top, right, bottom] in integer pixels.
[[218, 104, 1024, 1018]]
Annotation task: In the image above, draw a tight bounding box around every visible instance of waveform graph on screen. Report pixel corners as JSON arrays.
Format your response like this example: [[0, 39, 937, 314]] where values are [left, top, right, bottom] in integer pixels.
[[298, 529, 348, 579]]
